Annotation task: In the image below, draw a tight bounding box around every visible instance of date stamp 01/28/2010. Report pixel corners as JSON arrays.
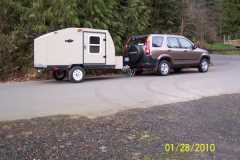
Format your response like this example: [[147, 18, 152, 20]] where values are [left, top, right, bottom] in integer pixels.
[[164, 143, 216, 153]]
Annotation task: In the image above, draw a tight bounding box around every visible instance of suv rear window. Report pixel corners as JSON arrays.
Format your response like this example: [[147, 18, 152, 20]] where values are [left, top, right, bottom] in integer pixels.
[[152, 36, 163, 47], [128, 36, 147, 46]]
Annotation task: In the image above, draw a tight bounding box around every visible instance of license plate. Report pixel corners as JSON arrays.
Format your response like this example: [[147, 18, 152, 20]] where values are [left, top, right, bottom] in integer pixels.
[[124, 57, 130, 62]]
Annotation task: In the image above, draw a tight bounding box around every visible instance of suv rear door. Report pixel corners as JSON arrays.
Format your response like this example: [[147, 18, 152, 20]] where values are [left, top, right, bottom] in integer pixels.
[[124, 36, 147, 66], [151, 35, 164, 59]]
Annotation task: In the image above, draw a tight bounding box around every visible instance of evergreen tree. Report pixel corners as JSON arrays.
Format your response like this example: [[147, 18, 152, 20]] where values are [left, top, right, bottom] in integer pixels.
[[222, 0, 240, 37], [0, 0, 238, 79], [151, 0, 182, 34]]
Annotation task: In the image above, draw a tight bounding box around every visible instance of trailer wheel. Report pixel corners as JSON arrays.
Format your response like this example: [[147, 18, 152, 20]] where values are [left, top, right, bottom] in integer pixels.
[[53, 70, 66, 81], [69, 66, 85, 83]]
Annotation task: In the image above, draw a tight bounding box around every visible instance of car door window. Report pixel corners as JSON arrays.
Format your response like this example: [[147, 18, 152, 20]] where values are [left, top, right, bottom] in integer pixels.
[[167, 37, 180, 48], [179, 38, 193, 49], [89, 36, 100, 53], [152, 36, 163, 47]]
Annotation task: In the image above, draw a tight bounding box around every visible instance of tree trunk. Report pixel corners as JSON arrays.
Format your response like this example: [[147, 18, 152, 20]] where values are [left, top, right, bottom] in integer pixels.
[[180, 16, 184, 35]]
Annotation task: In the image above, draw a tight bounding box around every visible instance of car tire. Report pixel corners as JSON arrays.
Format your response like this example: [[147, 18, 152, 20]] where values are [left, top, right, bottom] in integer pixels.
[[53, 70, 66, 81], [158, 60, 171, 76], [198, 58, 209, 73], [68, 66, 85, 83]]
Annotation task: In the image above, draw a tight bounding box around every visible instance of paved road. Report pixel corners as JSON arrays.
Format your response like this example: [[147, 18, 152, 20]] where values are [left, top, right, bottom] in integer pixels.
[[0, 54, 240, 121]]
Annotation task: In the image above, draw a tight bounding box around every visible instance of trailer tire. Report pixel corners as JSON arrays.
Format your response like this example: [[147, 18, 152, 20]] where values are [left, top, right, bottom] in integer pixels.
[[68, 66, 85, 83], [53, 70, 66, 81]]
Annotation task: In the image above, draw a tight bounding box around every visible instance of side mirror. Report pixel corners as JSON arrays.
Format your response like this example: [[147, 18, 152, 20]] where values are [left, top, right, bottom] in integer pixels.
[[192, 44, 198, 50]]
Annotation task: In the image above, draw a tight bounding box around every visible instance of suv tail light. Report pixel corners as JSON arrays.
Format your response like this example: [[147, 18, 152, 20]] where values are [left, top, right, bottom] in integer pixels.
[[123, 38, 131, 55], [124, 44, 128, 52], [144, 37, 151, 55]]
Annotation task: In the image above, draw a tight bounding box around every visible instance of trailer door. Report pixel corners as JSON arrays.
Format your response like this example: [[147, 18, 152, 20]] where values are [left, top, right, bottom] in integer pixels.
[[83, 32, 106, 64]]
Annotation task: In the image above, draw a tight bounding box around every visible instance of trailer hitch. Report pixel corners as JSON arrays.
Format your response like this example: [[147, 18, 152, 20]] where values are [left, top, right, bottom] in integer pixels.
[[122, 66, 136, 77], [127, 69, 136, 77]]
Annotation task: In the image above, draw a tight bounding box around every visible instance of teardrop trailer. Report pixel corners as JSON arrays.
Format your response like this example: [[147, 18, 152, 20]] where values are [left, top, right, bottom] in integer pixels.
[[34, 28, 123, 83]]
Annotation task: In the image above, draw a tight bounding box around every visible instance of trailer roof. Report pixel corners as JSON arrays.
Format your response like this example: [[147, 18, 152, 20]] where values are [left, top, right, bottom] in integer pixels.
[[77, 28, 108, 32], [35, 28, 109, 40], [52, 27, 109, 34]]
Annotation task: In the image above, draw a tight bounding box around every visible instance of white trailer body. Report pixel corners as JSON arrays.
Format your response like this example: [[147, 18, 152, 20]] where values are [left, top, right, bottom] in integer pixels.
[[34, 28, 122, 70]]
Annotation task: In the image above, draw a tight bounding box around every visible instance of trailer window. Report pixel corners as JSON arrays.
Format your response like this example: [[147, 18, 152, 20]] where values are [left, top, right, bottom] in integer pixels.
[[90, 46, 100, 53], [89, 36, 100, 53], [90, 36, 100, 44]]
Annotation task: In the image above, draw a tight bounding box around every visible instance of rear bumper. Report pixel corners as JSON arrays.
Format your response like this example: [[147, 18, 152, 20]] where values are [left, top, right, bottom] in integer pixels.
[[115, 56, 123, 69], [34, 64, 47, 69]]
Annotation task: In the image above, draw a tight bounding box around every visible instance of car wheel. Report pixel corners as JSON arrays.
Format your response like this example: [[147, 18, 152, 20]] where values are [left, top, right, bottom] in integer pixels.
[[159, 60, 171, 76], [174, 68, 182, 73], [199, 58, 209, 73], [68, 66, 85, 83], [53, 70, 66, 81]]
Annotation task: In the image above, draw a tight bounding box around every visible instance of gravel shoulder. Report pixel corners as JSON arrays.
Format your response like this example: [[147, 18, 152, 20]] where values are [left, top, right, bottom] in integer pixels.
[[1, 94, 240, 160]]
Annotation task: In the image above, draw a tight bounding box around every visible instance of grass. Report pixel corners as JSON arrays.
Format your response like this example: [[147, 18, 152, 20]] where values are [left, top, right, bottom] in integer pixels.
[[206, 42, 236, 50], [206, 42, 240, 55]]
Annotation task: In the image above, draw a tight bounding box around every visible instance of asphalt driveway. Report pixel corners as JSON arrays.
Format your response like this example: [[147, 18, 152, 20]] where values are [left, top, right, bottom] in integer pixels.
[[0, 54, 240, 121]]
